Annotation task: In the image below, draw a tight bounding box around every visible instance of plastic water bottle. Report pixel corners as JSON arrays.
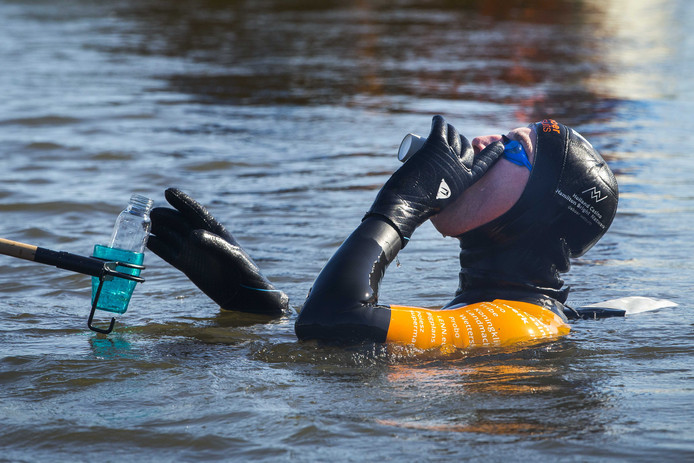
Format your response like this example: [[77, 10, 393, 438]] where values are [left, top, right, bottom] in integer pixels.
[[91, 194, 154, 314]]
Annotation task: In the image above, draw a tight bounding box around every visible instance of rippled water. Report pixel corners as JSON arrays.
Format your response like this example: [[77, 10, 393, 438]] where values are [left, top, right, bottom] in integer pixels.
[[1, 0, 693, 461]]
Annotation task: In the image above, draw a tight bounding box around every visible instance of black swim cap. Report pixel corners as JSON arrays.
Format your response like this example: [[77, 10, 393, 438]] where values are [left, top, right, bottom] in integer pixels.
[[454, 119, 619, 303]]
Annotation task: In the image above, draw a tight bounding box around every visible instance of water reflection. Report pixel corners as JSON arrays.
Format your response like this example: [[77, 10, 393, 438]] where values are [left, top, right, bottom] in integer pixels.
[[382, 343, 613, 437], [95, 0, 647, 125], [89, 334, 134, 358], [583, 0, 677, 100]]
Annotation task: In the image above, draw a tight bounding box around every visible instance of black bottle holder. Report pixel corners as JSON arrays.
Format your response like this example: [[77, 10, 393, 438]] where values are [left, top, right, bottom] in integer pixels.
[[88, 258, 145, 334]]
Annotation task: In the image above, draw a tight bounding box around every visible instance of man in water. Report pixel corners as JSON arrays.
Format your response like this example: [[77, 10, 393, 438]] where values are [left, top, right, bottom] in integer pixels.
[[147, 116, 618, 349]]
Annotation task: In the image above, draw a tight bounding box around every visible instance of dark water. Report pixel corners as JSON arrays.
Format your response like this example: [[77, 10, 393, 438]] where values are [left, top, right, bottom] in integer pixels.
[[1, 0, 693, 461]]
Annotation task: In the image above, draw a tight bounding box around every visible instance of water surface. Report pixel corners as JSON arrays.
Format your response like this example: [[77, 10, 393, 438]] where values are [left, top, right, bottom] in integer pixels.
[[1, 0, 693, 461]]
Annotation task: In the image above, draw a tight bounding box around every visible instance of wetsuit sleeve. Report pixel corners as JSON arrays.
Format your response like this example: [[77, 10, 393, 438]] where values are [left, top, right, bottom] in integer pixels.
[[295, 116, 504, 344], [295, 217, 399, 343], [386, 300, 570, 350]]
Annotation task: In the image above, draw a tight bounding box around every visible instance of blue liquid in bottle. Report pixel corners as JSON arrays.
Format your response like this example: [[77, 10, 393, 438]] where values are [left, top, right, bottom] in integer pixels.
[[91, 194, 153, 315], [91, 245, 144, 314]]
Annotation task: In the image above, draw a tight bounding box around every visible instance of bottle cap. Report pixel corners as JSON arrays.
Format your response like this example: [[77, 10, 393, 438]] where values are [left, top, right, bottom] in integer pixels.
[[129, 194, 154, 214], [397, 133, 427, 162]]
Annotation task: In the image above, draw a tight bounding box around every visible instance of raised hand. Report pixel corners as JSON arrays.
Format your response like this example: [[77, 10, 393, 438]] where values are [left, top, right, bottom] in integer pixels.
[[147, 188, 288, 315], [365, 115, 504, 246]]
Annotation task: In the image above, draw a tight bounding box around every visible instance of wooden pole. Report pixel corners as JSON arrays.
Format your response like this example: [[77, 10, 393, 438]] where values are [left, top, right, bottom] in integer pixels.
[[0, 238, 38, 261], [0, 237, 105, 277]]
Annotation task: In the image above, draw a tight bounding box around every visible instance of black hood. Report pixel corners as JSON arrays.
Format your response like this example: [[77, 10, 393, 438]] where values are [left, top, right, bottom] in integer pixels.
[[455, 119, 619, 304]]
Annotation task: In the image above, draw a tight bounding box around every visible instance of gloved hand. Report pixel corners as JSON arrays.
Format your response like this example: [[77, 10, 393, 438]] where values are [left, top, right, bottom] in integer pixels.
[[365, 115, 504, 246], [147, 188, 289, 315]]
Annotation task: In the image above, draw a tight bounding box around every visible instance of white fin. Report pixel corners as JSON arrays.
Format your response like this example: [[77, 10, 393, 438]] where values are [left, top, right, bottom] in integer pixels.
[[584, 296, 677, 315]]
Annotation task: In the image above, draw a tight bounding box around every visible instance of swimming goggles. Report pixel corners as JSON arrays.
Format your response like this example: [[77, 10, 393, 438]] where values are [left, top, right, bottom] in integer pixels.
[[502, 139, 532, 171]]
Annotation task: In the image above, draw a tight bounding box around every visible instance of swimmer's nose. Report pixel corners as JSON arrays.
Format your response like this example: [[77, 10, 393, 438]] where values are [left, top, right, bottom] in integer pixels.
[[472, 134, 503, 155]]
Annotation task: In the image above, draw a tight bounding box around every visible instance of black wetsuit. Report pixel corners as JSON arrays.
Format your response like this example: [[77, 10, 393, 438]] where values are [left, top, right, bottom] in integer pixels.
[[296, 119, 618, 348]]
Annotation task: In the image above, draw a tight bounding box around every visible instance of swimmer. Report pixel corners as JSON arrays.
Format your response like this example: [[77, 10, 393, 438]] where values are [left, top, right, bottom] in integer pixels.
[[147, 115, 618, 349]]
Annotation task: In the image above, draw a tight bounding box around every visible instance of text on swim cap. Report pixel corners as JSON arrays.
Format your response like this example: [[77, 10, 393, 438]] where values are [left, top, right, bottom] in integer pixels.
[[555, 188, 607, 230], [540, 119, 561, 134]]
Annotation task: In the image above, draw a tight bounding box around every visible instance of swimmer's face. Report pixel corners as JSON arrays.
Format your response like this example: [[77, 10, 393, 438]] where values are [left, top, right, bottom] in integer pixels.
[[430, 125, 536, 236]]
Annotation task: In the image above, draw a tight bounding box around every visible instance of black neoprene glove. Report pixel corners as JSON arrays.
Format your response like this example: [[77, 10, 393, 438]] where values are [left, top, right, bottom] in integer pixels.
[[147, 188, 289, 315], [365, 115, 504, 246]]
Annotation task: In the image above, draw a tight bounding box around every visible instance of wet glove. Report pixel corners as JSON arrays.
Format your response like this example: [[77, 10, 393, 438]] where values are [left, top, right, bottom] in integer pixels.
[[147, 188, 289, 315], [365, 115, 504, 246]]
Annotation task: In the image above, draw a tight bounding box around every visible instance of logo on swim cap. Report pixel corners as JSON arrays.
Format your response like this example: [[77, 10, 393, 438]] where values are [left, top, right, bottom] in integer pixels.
[[436, 179, 451, 199], [540, 119, 561, 134], [582, 187, 607, 203]]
